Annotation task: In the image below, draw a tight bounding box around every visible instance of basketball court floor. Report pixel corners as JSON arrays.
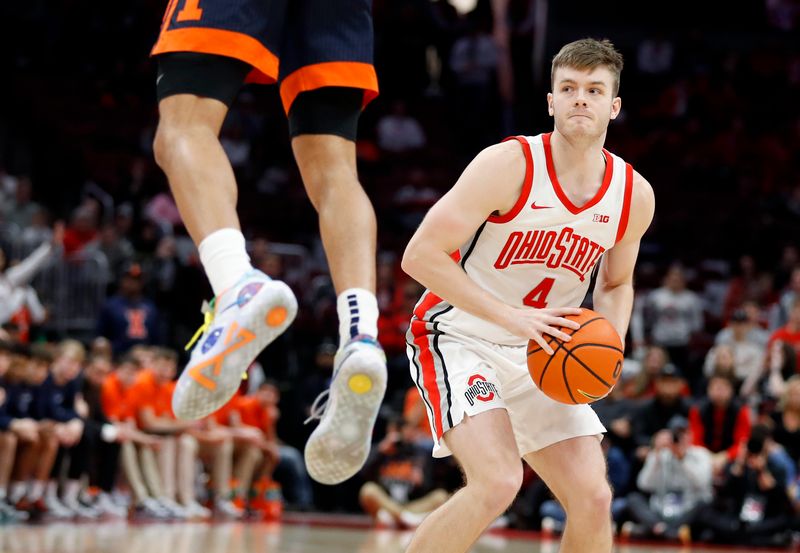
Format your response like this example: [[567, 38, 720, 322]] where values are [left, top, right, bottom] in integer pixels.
[[0, 514, 785, 553]]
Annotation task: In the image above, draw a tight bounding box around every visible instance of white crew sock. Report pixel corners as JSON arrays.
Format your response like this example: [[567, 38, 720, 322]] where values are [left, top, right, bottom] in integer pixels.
[[63, 480, 81, 504], [336, 288, 379, 348], [27, 480, 46, 502], [198, 228, 254, 296], [45, 480, 59, 500], [9, 482, 27, 503]]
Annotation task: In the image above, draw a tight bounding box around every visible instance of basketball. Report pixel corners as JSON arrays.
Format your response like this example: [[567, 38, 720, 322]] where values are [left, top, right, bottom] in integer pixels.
[[527, 308, 624, 404]]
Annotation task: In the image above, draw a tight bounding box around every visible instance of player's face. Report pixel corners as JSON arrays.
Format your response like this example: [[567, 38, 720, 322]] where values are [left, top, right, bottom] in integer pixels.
[[548, 66, 621, 139]]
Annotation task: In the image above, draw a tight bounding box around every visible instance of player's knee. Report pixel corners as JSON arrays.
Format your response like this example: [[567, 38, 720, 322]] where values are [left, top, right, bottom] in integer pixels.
[[568, 481, 612, 526], [472, 467, 522, 513], [152, 120, 186, 170], [300, 159, 360, 209]]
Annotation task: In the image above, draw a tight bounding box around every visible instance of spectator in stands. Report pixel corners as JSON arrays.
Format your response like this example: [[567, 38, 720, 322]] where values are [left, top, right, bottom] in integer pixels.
[[716, 301, 769, 348], [0, 341, 34, 522], [689, 373, 752, 474], [641, 264, 704, 387], [214, 383, 285, 511], [771, 375, 800, 469], [593, 372, 639, 458], [38, 340, 99, 518], [622, 416, 712, 543], [762, 339, 797, 400], [449, 17, 499, 151], [629, 346, 670, 398], [4, 345, 61, 517], [62, 203, 99, 256], [265, 382, 314, 511], [768, 297, 800, 367], [633, 364, 692, 463], [694, 427, 794, 547], [705, 309, 765, 391], [101, 354, 173, 519], [772, 266, 800, 329], [129, 347, 206, 519], [2, 176, 41, 230], [376, 100, 427, 154], [0, 223, 62, 329], [17, 207, 53, 254], [93, 223, 135, 279], [97, 262, 163, 354], [81, 355, 159, 517], [359, 417, 449, 528]]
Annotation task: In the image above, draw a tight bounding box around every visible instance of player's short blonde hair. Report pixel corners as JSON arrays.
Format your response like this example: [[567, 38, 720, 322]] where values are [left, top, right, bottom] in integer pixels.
[[551, 38, 624, 96]]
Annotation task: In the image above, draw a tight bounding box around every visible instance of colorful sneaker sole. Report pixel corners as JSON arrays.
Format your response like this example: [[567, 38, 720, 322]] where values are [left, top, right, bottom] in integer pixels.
[[304, 342, 387, 485], [172, 279, 297, 420]]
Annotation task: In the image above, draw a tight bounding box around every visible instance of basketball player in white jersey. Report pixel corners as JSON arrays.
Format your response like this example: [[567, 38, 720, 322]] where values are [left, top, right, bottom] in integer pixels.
[[401, 39, 655, 552]]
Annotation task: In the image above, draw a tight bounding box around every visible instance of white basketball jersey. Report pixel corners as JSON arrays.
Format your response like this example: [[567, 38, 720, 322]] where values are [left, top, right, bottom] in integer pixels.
[[413, 133, 634, 346]]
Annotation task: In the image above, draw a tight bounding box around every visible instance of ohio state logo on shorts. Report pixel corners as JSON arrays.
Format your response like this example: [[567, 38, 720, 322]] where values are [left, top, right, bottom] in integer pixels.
[[464, 374, 500, 406]]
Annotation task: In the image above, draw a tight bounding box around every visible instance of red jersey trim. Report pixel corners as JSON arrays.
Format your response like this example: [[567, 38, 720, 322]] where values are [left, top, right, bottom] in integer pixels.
[[488, 136, 534, 224], [615, 163, 634, 244], [542, 132, 613, 214]]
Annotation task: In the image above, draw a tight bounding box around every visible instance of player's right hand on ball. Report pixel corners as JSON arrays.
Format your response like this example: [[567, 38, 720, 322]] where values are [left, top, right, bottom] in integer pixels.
[[501, 306, 582, 354]]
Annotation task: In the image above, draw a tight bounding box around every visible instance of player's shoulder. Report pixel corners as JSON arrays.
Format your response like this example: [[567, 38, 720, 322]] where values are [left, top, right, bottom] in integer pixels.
[[618, 169, 655, 243], [475, 139, 527, 165], [631, 170, 655, 208]]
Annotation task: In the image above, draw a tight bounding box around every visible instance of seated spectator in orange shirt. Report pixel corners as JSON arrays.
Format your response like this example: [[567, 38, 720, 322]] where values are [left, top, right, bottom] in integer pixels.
[[359, 417, 448, 528], [100, 354, 175, 519], [129, 348, 213, 519], [215, 391, 279, 509]]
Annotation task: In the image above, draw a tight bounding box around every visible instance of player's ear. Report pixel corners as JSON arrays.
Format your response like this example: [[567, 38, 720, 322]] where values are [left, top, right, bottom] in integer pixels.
[[610, 96, 621, 120], [547, 92, 554, 116]]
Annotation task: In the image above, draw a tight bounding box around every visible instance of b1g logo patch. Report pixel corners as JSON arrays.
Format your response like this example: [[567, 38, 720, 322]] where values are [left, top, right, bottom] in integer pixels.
[[464, 374, 500, 406]]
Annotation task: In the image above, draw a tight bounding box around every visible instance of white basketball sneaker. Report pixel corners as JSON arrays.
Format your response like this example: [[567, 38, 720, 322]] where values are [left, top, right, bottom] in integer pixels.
[[172, 269, 297, 420], [304, 336, 387, 484]]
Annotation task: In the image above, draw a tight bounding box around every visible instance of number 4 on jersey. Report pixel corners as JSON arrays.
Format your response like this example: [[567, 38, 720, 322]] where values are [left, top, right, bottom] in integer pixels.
[[523, 277, 555, 308]]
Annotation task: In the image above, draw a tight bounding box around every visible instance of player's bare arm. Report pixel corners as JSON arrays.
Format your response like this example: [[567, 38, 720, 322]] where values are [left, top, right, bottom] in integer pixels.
[[592, 170, 655, 341], [402, 141, 581, 353]]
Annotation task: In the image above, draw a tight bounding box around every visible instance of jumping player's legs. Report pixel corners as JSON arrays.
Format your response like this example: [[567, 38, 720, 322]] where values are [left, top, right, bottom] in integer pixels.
[[151, 0, 297, 423], [524, 436, 613, 553], [288, 89, 386, 485], [406, 410, 523, 553], [278, 0, 384, 486]]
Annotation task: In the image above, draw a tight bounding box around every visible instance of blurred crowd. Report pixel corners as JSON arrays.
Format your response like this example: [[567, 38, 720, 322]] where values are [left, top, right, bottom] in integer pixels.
[[1, 0, 800, 548]]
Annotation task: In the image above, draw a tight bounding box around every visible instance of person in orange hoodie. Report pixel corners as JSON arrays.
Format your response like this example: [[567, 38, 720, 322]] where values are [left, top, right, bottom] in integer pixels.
[[100, 354, 171, 519], [214, 387, 279, 510]]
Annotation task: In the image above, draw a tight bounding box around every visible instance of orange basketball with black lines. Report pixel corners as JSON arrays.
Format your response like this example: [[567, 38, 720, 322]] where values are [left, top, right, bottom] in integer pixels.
[[527, 308, 623, 404]]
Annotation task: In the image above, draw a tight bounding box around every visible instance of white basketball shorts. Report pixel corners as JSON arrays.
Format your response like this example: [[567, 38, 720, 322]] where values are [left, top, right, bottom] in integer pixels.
[[406, 325, 605, 458]]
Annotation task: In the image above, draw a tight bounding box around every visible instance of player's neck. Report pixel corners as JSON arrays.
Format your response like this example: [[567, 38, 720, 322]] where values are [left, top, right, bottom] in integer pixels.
[[549, 129, 608, 194]]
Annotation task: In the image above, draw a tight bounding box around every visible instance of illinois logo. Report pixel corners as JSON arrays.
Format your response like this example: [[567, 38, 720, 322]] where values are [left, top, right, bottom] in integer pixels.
[[464, 374, 500, 406]]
